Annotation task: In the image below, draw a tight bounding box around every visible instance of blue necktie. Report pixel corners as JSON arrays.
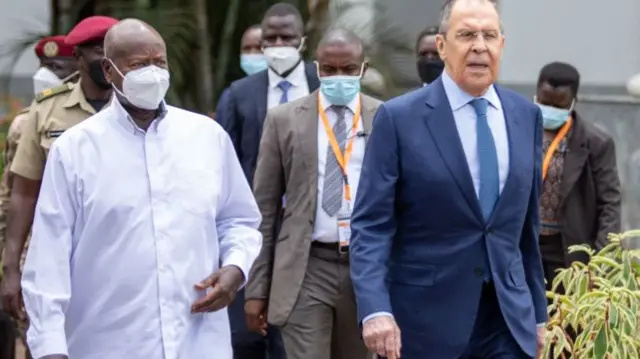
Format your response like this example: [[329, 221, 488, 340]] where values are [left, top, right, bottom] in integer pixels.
[[471, 98, 500, 221], [278, 80, 292, 104], [471, 98, 499, 282]]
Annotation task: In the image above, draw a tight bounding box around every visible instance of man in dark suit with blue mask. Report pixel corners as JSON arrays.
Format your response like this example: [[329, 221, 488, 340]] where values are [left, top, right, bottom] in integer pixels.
[[216, 3, 320, 185], [350, 0, 547, 358], [215, 3, 320, 359]]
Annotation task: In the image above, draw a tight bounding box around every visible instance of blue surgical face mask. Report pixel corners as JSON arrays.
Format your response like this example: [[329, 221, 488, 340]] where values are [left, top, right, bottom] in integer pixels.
[[318, 63, 365, 106], [536, 99, 574, 130], [240, 54, 268, 75]]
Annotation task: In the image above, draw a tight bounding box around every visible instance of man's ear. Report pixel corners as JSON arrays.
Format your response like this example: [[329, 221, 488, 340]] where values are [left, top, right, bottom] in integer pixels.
[[435, 34, 446, 61], [101, 57, 112, 84]]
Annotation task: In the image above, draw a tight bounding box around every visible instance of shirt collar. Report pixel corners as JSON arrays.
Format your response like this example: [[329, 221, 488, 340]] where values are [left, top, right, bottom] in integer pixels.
[[62, 81, 97, 114], [268, 61, 306, 89], [318, 90, 360, 115], [108, 96, 168, 134], [441, 69, 502, 112]]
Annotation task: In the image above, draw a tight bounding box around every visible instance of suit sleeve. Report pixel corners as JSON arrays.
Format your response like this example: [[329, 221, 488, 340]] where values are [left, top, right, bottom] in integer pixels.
[[244, 109, 284, 300], [350, 104, 399, 323], [521, 108, 547, 324], [591, 137, 621, 250], [215, 88, 242, 160]]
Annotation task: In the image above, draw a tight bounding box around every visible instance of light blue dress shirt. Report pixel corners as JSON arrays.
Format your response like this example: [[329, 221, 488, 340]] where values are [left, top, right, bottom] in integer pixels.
[[21, 98, 262, 359]]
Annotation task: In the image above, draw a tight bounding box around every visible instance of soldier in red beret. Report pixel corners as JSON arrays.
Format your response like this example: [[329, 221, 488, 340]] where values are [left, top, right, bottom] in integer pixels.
[[32, 35, 78, 94], [0, 17, 118, 354]]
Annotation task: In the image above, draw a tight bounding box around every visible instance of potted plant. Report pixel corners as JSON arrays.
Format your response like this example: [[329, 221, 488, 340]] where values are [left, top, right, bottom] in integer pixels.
[[543, 230, 640, 358]]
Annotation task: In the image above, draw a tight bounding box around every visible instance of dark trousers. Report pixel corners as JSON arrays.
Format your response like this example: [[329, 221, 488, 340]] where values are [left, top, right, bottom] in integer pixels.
[[459, 283, 532, 359], [230, 288, 287, 359], [0, 312, 16, 359]]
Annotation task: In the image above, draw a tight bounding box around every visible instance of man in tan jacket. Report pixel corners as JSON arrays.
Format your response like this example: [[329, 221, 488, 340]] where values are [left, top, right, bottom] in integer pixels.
[[244, 28, 380, 359]]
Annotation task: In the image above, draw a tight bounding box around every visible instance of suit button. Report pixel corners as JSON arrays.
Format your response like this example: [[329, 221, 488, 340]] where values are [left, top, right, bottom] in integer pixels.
[[486, 227, 493, 235], [474, 268, 484, 277]]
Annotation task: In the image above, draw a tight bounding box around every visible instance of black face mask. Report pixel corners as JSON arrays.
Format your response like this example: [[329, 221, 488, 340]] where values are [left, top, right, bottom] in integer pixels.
[[87, 59, 111, 90], [417, 57, 444, 85]]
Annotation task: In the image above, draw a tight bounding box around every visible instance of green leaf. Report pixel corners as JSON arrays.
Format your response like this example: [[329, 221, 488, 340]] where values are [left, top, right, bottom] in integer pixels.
[[609, 303, 619, 327], [594, 327, 608, 359]]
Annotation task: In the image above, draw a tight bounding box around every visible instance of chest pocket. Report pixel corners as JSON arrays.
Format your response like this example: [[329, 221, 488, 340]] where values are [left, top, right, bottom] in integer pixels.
[[172, 162, 221, 217], [39, 116, 70, 155]]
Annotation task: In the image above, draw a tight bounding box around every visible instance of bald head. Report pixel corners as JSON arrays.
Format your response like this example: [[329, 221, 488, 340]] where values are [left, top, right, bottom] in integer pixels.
[[104, 19, 166, 61], [317, 28, 364, 61], [101, 18, 169, 100]]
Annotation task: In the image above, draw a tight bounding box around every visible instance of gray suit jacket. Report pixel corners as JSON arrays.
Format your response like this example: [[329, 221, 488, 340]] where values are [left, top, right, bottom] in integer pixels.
[[245, 90, 381, 325]]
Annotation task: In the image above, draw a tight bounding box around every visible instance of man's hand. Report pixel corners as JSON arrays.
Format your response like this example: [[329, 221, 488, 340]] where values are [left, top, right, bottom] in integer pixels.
[[1, 265, 24, 319], [245, 299, 268, 335], [536, 325, 546, 358], [362, 315, 401, 358], [191, 265, 244, 313]]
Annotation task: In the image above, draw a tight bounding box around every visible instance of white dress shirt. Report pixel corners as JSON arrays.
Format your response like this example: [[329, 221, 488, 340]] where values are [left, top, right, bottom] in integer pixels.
[[312, 92, 366, 243], [363, 70, 510, 323], [267, 62, 310, 109], [21, 99, 262, 359]]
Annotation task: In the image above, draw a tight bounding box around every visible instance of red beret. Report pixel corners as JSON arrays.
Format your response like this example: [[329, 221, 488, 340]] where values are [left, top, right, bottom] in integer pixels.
[[35, 35, 74, 58], [65, 16, 119, 47]]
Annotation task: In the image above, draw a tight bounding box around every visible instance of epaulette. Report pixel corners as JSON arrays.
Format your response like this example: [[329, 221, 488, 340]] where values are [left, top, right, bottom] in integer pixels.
[[34, 83, 73, 103], [17, 107, 30, 115]]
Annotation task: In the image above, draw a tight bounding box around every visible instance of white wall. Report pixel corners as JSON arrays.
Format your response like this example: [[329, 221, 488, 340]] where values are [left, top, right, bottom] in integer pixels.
[[0, 0, 50, 76], [499, 0, 640, 86]]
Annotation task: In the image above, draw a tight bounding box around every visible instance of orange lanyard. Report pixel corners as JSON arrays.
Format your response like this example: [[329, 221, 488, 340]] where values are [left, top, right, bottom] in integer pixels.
[[542, 117, 572, 181], [318, 93, 361, 202]]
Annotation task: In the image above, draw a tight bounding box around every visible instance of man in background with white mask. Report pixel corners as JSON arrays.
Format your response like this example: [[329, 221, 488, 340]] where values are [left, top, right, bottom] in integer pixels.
[[215, 4, 319, 359], [246, 28, 379, 359], [1, 17, 117, 359], [21, 18, 262, 359], [32, 36, 78, 94], [0, 33, 77, 359]]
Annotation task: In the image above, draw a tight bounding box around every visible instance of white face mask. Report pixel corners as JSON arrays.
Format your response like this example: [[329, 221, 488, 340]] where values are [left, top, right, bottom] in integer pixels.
[[262, 38, 305, 75], [32, 67, 62, 94], [109, 59, 170, 110]]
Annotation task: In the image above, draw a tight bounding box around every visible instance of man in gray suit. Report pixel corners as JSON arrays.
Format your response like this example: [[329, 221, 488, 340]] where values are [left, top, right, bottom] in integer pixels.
[[244, 29, 380, 359]]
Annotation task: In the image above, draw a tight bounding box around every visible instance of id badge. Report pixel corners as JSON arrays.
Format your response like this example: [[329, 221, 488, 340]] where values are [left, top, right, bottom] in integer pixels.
[[337, 213, 351, 254]]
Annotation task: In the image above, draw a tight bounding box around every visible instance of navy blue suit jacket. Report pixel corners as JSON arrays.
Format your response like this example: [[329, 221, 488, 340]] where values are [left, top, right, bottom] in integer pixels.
[[215, 63, 320, 185], [349, 77, 547, 358]]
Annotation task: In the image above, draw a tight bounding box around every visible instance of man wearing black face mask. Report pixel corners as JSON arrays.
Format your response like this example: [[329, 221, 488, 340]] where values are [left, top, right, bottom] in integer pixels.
[[1, 16, 117, 342], [415, 26, 444, 85]]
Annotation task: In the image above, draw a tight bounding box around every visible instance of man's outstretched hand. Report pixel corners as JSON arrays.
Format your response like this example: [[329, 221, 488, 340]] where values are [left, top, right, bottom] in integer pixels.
[[191, 265, 244, 313]]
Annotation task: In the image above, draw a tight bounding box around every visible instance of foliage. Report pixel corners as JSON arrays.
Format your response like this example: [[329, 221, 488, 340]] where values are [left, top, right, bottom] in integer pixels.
[[544, 230, 640, 358]]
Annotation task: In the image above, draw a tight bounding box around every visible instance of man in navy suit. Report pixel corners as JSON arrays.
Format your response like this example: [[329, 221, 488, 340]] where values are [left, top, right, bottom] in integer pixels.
[[216, 3, 320, 185], [349, 0, 547, 358], [215, 3, 319, 359]]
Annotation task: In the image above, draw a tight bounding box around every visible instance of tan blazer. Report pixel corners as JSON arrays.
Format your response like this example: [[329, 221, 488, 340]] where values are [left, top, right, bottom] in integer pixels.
[[245, 90, 381, 326]]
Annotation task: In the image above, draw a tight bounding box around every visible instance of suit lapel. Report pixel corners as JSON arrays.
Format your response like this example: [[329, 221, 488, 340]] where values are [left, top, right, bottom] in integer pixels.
[[361, 95, 376, 144], [424, 78, 482, 221], [296, 91, 320, 190], [304, 62, 321, 92], [256, 71, 269, 131], [560, 115, 589, 205], [491, 87, 525, 219]]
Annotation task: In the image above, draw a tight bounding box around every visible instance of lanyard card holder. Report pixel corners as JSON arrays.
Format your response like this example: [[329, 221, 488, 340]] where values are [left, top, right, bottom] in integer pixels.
[[337, 208, 351, 255]]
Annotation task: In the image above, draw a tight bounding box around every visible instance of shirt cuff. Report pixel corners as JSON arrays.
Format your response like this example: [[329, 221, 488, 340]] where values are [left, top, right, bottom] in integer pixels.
[[222, 250, 250, 289], [536, 322, 546, 328], [27, 330, 68, 359], [363, 311, 394, 323]]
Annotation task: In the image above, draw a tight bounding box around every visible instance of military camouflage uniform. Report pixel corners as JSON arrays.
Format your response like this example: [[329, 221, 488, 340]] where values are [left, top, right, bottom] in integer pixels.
[[0, 108, 29, 265], [7, 81, 98, 342]]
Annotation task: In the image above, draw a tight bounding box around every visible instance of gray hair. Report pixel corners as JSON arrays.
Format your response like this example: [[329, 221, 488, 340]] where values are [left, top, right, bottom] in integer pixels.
[[438, 0, 502, 34]]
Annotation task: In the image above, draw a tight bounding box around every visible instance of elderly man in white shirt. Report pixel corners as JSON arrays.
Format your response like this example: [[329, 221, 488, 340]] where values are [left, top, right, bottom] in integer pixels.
[[20, 19, 262, 359]]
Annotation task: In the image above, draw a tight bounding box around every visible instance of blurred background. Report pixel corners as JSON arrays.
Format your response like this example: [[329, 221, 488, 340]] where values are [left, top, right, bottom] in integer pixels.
[[0, 0, 639, 227]]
